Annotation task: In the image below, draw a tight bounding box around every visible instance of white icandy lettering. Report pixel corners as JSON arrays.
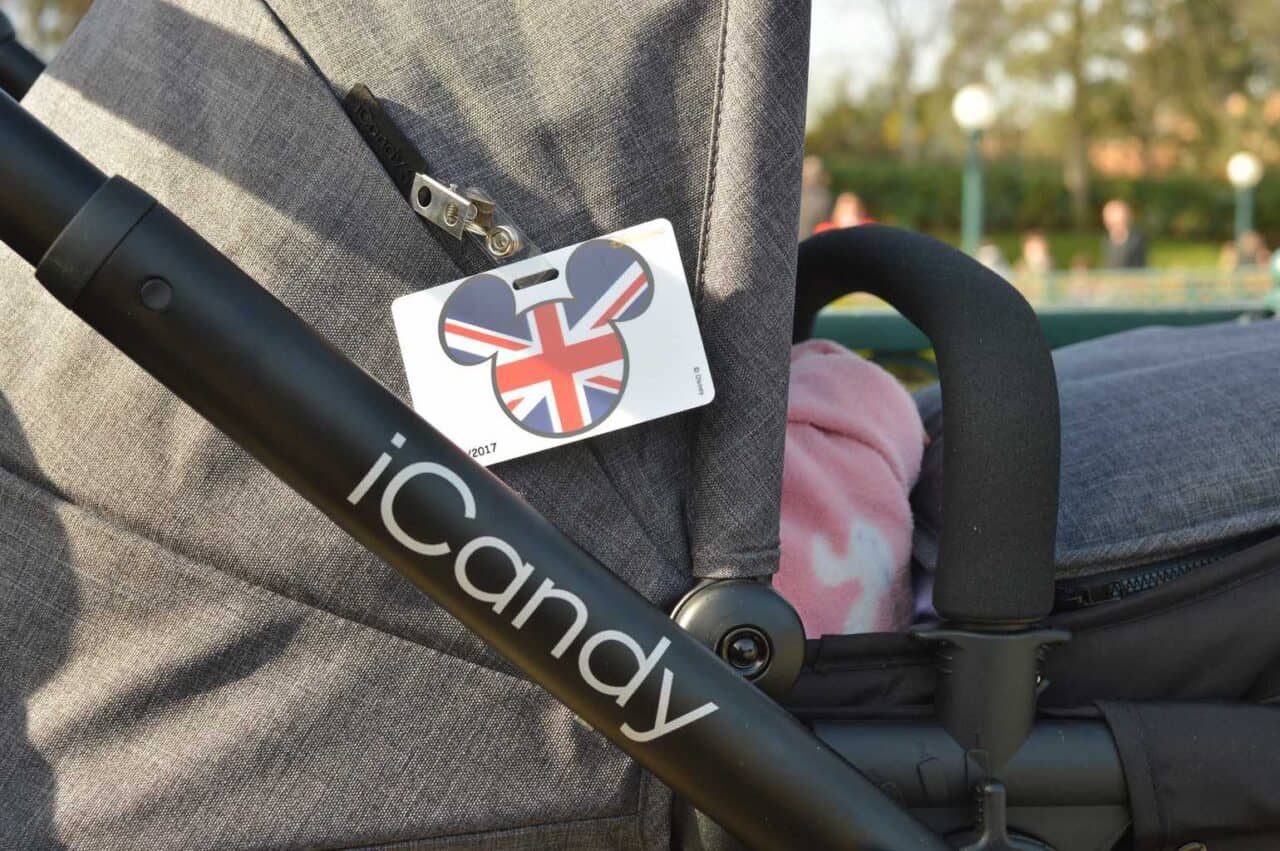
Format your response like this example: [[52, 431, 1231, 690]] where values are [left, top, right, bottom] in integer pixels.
[[349, 433, 719, 742]]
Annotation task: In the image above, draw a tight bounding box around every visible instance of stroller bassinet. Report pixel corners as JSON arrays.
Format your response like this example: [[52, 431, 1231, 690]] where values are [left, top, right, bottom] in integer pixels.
[[0, 1, 1277, 849]]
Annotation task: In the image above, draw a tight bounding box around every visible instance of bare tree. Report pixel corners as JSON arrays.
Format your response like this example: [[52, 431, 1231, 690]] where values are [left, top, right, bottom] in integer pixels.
[[944, 0, 1128, 227], [877, 0, 951, 163]]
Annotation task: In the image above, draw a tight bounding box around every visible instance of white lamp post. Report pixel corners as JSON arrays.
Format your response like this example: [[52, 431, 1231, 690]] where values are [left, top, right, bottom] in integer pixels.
[[952, 84, 998, 254], [1227, 151, 1264, 242]]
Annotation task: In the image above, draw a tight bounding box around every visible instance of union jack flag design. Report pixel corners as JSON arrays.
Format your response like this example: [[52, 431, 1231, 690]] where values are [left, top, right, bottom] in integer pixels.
[[439, 240, 654, 437]]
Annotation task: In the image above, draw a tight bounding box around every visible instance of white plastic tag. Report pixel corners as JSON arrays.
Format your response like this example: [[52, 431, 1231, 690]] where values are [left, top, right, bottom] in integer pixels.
[[392, 219, 714, 466]]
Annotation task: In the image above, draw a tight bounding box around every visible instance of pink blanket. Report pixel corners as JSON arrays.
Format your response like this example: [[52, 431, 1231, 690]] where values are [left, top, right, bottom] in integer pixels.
[[774, 340, 924, 638]]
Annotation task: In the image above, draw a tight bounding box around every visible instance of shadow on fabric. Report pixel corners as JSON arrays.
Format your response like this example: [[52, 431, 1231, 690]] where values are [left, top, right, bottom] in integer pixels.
[[0, 392, 73, 850]]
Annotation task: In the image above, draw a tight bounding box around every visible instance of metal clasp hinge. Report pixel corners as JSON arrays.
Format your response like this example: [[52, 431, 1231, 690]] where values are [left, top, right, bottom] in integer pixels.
[[410, 173, 526, 261]]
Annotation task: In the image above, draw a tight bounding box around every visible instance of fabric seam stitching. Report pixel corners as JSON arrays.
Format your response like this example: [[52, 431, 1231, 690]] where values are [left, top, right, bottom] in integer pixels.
[[682, 0, 731, 580]]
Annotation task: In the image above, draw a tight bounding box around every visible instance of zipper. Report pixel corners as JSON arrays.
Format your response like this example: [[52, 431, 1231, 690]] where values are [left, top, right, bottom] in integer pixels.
[[1054, 530, 1275, 611]]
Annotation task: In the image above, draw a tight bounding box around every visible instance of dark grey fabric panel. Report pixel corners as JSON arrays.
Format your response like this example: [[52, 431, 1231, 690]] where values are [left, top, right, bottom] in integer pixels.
[[1099, 701, 1280, 851], [1044, 532, 1280, 705], [256, 0, 717, 584], [5, 0, 533, 677], [684, 0, 809, 579], [0, 415, 664, 849], [915, 319, 1280, 578], [0, 0, 810, 845]]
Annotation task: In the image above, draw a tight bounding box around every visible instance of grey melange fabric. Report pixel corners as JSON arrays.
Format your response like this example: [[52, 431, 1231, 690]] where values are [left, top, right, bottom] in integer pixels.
[[0, 0, 810, 847], [915, 319, 1280, 578]]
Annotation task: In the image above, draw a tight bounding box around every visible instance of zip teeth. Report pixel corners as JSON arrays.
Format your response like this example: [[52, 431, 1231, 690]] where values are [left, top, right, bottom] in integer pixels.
[[1111, 563, 1194, 596], [1057, 553, 1228, 610], [1055, 532, 1274, 612]]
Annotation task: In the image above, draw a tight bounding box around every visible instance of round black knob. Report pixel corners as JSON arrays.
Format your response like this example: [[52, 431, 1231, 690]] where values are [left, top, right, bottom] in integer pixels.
[[727, 635, 760, 667], [721, 627, 771, 679], [139, 277, 172, 311], [671, 581, 803, 699]]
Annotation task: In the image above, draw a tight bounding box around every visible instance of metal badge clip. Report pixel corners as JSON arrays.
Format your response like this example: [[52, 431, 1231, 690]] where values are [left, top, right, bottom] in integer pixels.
[[410, 174, 528, 261]]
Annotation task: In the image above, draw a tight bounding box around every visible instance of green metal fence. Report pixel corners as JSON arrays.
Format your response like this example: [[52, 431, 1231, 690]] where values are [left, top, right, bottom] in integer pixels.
[[813, 266, 1279, 377]]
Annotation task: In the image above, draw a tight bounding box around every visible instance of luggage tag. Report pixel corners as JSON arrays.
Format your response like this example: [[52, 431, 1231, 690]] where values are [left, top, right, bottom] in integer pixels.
[[392, 219, 714, 466]]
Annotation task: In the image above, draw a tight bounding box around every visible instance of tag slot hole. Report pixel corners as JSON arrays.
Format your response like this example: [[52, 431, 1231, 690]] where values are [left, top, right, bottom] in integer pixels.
[[512, 269, 560, 290]]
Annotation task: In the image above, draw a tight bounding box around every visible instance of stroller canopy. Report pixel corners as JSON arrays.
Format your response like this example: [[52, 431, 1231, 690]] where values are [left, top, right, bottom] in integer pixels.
[[0, 0, 808, 847]]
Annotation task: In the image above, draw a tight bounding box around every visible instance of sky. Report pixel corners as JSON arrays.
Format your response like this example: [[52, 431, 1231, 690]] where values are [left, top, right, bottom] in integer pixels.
[[807, 0, 951, 126]]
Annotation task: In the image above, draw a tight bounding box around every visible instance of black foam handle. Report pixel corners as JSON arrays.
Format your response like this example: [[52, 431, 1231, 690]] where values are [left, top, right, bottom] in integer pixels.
[[795, 226, 1060, 626]]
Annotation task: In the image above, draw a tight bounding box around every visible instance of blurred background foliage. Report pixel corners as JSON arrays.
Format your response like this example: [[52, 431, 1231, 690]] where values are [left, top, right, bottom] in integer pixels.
[[2, 0, 92, 56], [824, 157, 1280, 248], [7, 0, 1278, 254], [808, 0, 1280, 249]]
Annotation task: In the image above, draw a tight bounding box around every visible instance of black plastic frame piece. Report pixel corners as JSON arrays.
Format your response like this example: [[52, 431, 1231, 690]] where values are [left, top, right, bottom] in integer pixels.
[[0, 11, 43, 101], [814, 720, 1126, 808], [818, 721, 1131, 851], [2, 90, 947, 851], [916, 626, 1071, 777], [36, 177, 155, 306], [671, 579, 806, 699], [796, 227, 1061, 627]]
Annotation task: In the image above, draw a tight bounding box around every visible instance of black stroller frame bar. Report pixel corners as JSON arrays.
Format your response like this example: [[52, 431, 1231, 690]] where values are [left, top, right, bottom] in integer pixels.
[[0, 11, 42, 101], [2, 74, 1114, 848]]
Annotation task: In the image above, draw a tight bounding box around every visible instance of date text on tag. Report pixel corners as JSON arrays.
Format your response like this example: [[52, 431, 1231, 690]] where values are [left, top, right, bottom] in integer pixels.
[[392, 219, 714, 465]]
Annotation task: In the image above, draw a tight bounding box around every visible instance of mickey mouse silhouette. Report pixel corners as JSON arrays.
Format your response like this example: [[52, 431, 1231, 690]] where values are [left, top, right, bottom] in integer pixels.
[[439, 240, 654, 437]]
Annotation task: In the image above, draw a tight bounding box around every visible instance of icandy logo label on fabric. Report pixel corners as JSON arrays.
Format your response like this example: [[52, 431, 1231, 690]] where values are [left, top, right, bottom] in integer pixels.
[[393, 220, 714, 465]]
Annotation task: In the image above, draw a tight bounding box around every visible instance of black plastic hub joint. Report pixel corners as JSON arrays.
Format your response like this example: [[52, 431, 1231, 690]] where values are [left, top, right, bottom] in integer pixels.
[[915, 625, 1069, 777], [671, 579, 804, 700]]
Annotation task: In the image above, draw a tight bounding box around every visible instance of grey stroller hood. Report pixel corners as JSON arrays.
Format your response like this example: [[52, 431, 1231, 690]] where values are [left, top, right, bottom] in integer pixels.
[[0, 0, 807, 847]]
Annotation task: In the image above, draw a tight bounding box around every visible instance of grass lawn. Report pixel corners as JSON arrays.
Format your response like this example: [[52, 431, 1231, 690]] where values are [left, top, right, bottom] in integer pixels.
[[931, 231, 1221, 269]]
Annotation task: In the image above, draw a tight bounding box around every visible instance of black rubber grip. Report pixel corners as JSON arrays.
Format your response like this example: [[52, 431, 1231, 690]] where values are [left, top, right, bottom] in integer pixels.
[[795, 226, 1060, 626]]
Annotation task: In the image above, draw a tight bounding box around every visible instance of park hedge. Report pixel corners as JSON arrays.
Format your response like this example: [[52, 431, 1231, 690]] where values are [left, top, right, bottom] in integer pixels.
[[823, 157, 1280, 245]]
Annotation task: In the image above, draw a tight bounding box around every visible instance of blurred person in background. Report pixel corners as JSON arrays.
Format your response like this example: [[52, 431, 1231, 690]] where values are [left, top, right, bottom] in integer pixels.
[[1017, 231, 1054, 275], [1236, 230, 1271, 269], [1100, 199, 1148, 269], [976, 241, 1012, 281], [798, 156, 832, 239], [1066, 253, 1098, 305], [1220, 231, 1272, 272], [1219, 241, 1241, 272], [814, 191, 876, 233], [1015, 231, 1054, 302]]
